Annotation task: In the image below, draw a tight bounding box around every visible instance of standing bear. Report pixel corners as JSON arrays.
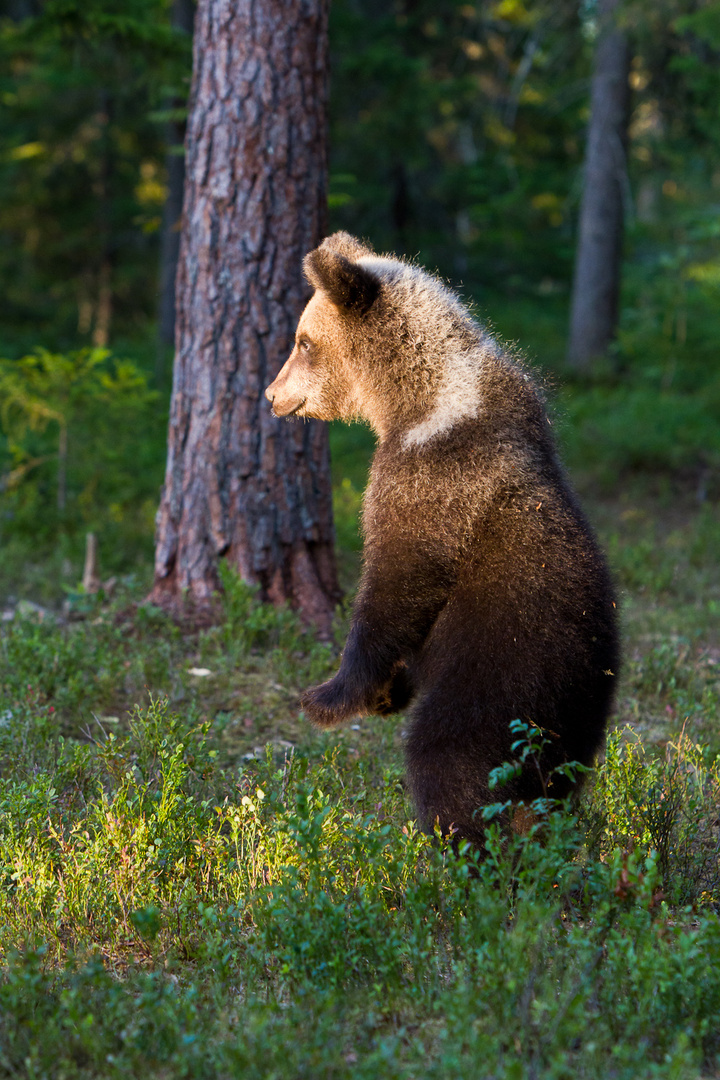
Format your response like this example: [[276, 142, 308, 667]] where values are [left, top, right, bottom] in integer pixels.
[[265, 232, 619, 847]]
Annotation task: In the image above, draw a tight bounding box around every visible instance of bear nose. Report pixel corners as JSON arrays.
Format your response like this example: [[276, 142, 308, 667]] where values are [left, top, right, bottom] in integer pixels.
[[264, 385, 274, 403]]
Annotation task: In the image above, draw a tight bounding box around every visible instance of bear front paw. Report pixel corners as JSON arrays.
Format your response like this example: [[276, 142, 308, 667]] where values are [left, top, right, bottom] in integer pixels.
[[301, 679, 360, 728]]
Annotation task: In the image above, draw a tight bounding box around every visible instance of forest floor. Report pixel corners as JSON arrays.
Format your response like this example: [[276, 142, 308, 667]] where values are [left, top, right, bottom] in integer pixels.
[[0, 456, 718, 1077]]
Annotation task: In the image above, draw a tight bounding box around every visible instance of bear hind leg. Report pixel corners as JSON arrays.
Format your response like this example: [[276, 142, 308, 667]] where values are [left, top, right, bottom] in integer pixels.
[[404, 731, 493, 850]]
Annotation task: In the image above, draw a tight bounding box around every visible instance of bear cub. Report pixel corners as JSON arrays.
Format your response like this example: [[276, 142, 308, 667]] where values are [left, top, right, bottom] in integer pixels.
[[265, 232, 619, 847]]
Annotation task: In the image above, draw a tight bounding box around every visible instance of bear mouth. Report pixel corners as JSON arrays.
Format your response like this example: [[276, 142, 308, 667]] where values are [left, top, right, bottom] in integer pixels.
[[271, 397, 306, 419], [284, 398, 307, 418]]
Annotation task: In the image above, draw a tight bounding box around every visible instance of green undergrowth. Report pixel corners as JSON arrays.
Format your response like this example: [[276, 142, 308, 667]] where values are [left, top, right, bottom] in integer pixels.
[[0, 577, 338, 768], [0, 523, 719, 1077], [2, 694, 720, 1077]]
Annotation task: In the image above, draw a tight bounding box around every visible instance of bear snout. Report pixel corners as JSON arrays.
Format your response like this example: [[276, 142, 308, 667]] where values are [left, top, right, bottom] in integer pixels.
[[265, 352, 310, 417], [265, 381, 307, 418]]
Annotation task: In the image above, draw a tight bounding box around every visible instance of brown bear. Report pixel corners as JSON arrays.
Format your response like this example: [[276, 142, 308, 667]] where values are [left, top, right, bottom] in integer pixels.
[[265, 232, 619, 847]]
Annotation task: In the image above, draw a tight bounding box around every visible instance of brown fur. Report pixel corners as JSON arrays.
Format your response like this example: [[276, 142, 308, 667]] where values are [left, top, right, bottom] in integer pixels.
[[265, 232, 619, 848]]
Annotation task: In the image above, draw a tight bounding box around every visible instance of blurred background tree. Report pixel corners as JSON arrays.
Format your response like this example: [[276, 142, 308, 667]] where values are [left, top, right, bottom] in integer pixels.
[[0, 0, 719, 599], [567, 0, 630, 369]]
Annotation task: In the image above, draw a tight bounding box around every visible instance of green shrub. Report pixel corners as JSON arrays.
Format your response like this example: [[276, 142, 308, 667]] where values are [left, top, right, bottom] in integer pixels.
[[588, 726, 720, 905], [0, 347, 163, 587]]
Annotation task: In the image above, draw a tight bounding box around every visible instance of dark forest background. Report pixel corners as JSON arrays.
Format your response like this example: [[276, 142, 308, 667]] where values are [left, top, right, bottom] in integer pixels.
[[0, 0, 719, 594]]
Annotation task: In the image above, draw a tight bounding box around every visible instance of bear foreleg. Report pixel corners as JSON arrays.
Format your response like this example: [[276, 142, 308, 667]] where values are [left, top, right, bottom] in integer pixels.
[[301, 621, 412, 726], [302, 542, 451, 728]]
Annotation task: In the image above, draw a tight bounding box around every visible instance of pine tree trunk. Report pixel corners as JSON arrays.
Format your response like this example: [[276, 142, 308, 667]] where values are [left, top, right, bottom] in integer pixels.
[[150, 0, 340, 634], [567, 0, 630, 370]]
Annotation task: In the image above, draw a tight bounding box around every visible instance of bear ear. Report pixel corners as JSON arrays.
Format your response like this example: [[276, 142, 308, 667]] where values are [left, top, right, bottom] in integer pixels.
[[319, 231, 375, 260], [303, 247, 380, 315]]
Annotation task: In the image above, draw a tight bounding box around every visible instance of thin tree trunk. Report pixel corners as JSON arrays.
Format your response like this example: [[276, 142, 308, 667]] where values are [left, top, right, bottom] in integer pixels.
[[93, 92, 113, 349], [57, 422, 67, 513], [150, 0, 339, 634], [82, 532, 101, 593], [157, 0, 195, 377], [567, 0, 630, 370], [92, 257, 112, 348]]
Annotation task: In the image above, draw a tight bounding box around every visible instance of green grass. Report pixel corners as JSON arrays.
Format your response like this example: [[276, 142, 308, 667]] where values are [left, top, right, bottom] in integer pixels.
[[2, 686, 720, 1078], [0, 490, 718, 1078]]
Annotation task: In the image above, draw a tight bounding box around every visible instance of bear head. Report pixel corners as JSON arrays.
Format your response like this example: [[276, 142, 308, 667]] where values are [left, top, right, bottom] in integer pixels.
[[264, 232, 382, 425], [265, 231, 486, 441]]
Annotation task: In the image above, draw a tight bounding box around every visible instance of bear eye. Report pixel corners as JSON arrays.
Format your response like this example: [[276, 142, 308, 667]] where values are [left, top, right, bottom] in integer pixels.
[[298, 337, 312, 353]]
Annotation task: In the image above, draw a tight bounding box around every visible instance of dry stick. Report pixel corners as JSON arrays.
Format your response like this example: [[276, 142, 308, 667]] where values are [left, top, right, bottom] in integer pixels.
[[82, 532, 101, 593]]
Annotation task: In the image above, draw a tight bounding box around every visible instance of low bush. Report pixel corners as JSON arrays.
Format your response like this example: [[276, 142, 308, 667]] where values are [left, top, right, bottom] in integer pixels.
[[0, 685, 718, 1076]]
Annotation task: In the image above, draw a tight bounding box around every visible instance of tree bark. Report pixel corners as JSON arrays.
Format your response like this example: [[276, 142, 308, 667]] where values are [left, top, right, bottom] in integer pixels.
[[150, 0, 340, 635], [157, 0, 195, 373], [567, 0, 630, 370]]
